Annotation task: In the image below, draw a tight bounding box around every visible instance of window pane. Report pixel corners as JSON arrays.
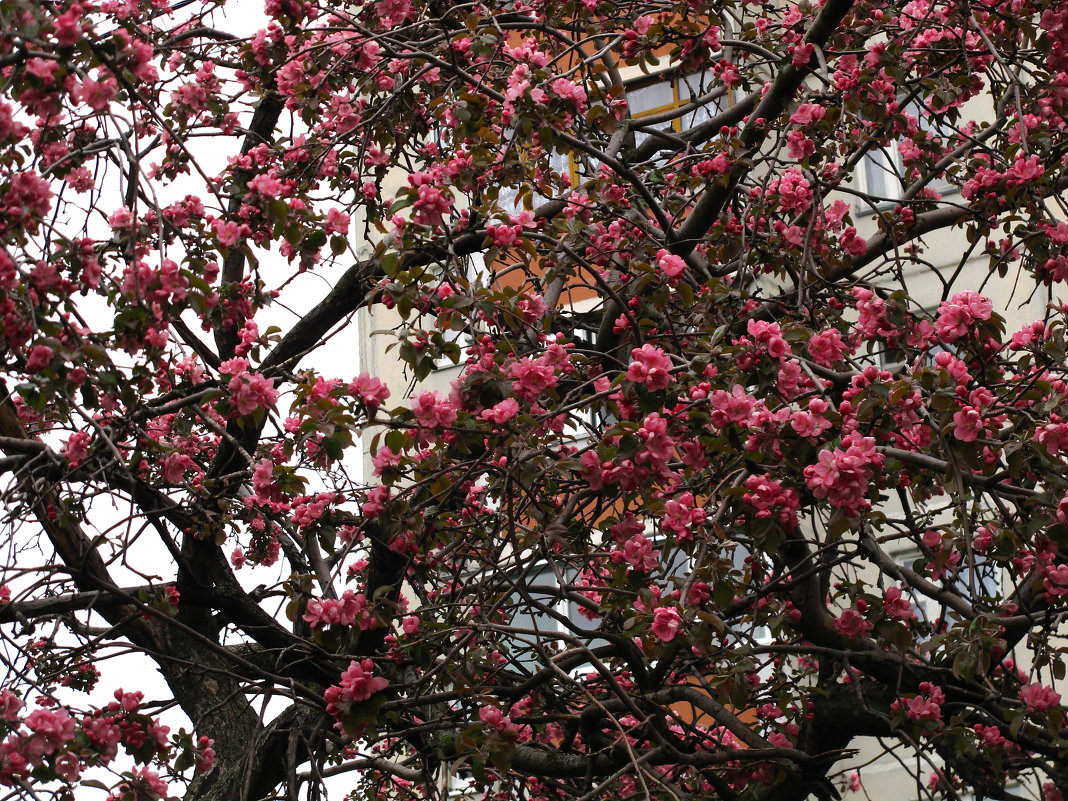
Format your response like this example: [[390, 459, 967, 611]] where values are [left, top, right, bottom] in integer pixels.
[[862, 145, 900, 201], [627, 82, 676, 117], [677, 70, 721, 129]]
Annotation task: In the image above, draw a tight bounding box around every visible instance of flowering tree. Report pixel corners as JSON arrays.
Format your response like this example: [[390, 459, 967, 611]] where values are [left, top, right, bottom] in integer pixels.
[[5, 0, 1068, 798]]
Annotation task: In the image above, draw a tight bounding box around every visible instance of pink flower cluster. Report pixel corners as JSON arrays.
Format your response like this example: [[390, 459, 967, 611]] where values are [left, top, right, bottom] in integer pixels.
[[325, 659, 388, 718], [291, 492, 337, 528], [803, 435, 884, 516], [481, 397, 520, 424], [882, 586, 915, 621], [0, 687, 178, 788], [742, 474, 801, 530], [747, 319, 790, 360], [221, 358, 277, 416], [790, 397, 833, 440], [1019, 682, 1061, 714], [349, 372, 391, 407], [64, 431, 92, 467], [408, 171, 453, 227], [509, 356, 559, 401], [302, 589, 377, 631], [609, 529, 659, 573], [411, 391, 458, 432], [834, 607, 872, 640], [118, 259, 190, 319], [934, 291, 992, 343], [661, 492, 706, 538], [893, 682, 945, 723], [113, 767, 169, 799], [626, 345, 674, 391], [656, 249, 687, 283], [807, 329, 847, 367], [479, 706, 532, 741]]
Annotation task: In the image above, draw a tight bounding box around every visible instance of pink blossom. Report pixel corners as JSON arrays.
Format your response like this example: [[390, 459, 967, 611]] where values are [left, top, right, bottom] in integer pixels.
[[411, 391, 458, 430], [291, 492, 336, 529], [804, 435, 884, 515], [195, 735, 216, 774], [834, 608, 872, 640], [325, 659, 388, 716], [509, 357, 557, 400], [53, 751, 80, 782], [896, 682, 945, 722], [610, 531, 659, 572], [302, 589, 375, 630], [1058, 492, 1068, 527], [550, 77, 588, 111], [742, 474, 801, 530], [479, 705, 532, 740], [656, 249, 687, 280], [25, 344, 53, 372], [790, 41, 815, 68], [626, 345, 674, 391], [1007, 154, 1044, 185], [349, 372, 390, 407], [935, 291, 992, 343], [212, 218, 248, 247], [662, 492, 706, 538], [973, 723, 1009, 750], [1037, 420, 1068, 455], [128, 767, 169, 798], [650, 607, 682, 641], [1019, 682, 1061, 713], [487, 223, 522, 247], [840, 227, 867, 257], [362, 484, 391, 518], [64, 431, 91, 467], [790, 103, 826, 126], [807, 329, 846, 367], [76, 74, 117, 113], [481, 398, 520, 424], [375, 0, 412, 26], [710, 385, 756, 427], [52, 5, 83, 46], [229, 371, 278, 416], [160, 452, 198, 484], [412, 182, 453, 227], [882, 586, 915, 621], [324, 208, 350, 235], [848, 771, 861, 793], [790, 400, 833, 440], [747, 320, 789, 359], [23, 708, 75, 754], [0, 691, 23, 721], [247, 172, 286, 198], [371, 445, 402, 477], [772, 168, 813, 214], [952, 406, 986, 442]]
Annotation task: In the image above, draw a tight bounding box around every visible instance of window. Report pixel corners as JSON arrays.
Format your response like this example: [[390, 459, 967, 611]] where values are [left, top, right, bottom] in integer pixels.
[[495, 145, 574, 215], [498, 69, 725, 214], [503, 558, 607, 671], [627, 69, 723, 146], [892, 547, 1000, 629], [500, 521, 697, 671], [856, 102, 956, 207], [422, 255, 480, 370]]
